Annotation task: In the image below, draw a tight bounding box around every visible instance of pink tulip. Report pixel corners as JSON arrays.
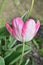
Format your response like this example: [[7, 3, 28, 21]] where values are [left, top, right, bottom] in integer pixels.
[[5, 17, 40, 42]]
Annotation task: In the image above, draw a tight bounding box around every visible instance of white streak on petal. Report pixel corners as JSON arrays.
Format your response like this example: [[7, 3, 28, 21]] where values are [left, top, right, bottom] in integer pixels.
[[23, 19, 36, 42], [12, 17, 24, 41]]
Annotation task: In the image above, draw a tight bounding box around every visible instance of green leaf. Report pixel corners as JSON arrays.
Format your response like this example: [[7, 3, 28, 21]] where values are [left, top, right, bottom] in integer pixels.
[[0, 56, 5, 65], [32, 39, 39, 49], [39, 48, 43, 56], [16, 44, 31, 53], [25, 59, 30, 65], [8, 35, 17, 48], [4, 44, 31, 65], [0, 27, 10, 39], [40, 18, 43, 24], [0, 41, 2, 55], [21, 58, 30, 65]]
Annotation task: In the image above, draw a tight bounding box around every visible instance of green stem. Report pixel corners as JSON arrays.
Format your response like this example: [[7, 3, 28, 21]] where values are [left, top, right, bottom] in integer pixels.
[[22, 0, 34, 21], [32, 57, 34, 65], [33, 39, 39, 49], [0, 0, 6, 15], [5, 37, 8, 50], [18, 42, 25, 65], [0, 40, 2, 56], [28, 0, 34, 17]]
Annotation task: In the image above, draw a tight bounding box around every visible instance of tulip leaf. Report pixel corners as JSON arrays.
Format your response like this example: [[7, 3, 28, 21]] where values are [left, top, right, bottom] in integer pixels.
[[39, 48, 43, 56], [4, 44, 31, 65], [21, 58, 30, 65], [0, 27, 10, 39], [0, 56, 5, 65], [40, 18, 43, 24], [8, 35, 17, 48]]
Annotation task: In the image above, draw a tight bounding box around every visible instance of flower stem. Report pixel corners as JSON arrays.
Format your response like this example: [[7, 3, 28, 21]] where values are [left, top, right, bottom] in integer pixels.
[[28, 0, 34, 17], [32, 57, 34, 65], [0, 40, 2, 56], [22, 0, 35, 21], [18, 41, 25, 65]]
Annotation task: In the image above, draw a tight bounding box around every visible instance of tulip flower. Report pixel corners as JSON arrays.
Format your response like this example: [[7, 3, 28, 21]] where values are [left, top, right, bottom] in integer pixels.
[[5, 17, 40, 42]]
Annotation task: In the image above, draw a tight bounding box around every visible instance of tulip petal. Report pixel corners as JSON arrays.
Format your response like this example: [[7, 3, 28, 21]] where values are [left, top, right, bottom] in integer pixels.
[[22, 19, 36, 42], [12, 17, 24, 41], [5, 23, 16, 37], [34, 20, 40, 36]]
